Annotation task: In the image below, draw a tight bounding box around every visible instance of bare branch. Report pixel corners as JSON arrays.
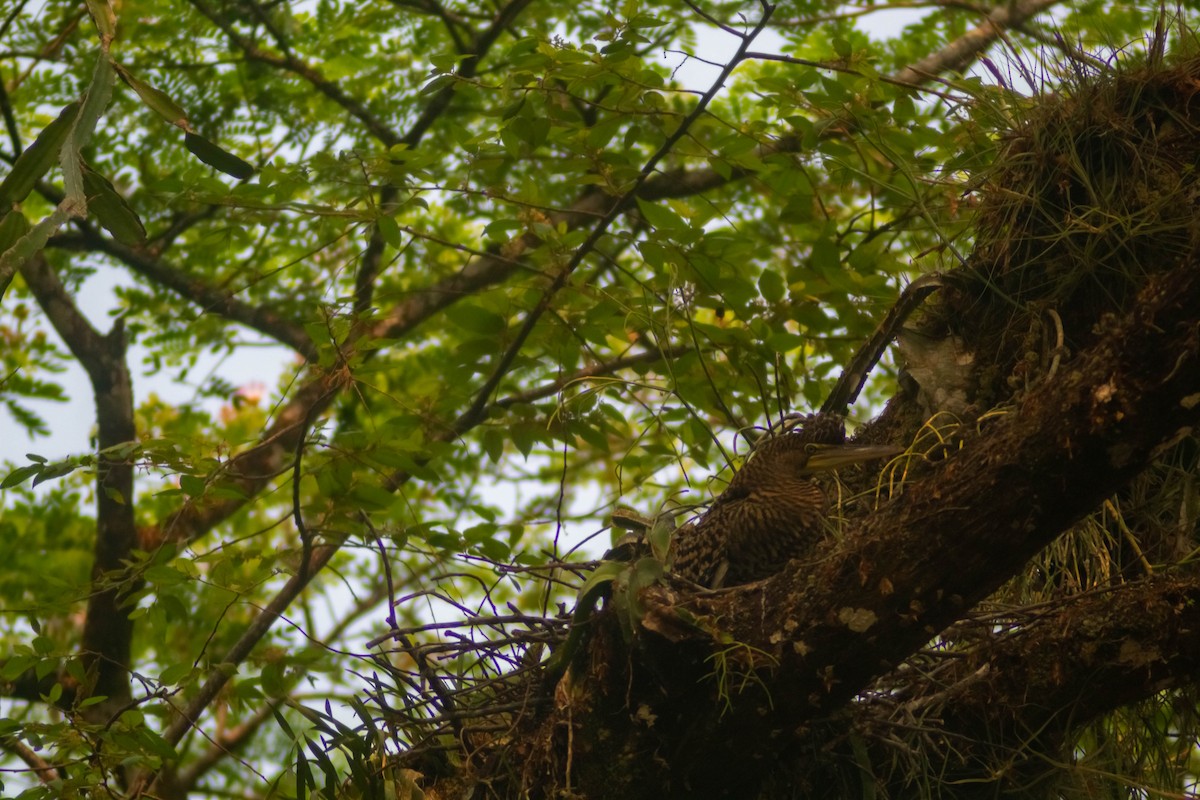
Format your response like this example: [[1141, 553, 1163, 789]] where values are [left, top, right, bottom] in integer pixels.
[[893, 0, 1062, 85], [51, 228, 316, 359], [0, 731, 60, 784], [492, 343, 693, 409]]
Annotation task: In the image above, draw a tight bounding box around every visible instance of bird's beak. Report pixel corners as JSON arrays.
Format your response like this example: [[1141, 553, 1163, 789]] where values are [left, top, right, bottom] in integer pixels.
[[802, 443, 902, 473]]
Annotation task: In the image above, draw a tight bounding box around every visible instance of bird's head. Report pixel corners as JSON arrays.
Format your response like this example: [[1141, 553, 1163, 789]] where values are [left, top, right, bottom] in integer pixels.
[[795, 441, 902, 475], [750, 432, 901, 477]]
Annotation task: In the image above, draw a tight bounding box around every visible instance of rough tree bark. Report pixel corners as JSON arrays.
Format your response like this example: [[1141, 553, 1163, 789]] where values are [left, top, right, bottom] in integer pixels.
[[461, 259, 1200, 800]]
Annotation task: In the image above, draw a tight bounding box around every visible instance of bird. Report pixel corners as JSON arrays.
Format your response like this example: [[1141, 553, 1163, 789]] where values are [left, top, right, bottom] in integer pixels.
[[669, 413, 900, 589]]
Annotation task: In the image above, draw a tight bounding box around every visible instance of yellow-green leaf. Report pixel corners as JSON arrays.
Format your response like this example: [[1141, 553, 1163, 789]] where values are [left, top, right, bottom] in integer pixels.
[[84, 0, 116, 38], [0, 210, 30, 254], [114, 62, 189, 128], [82, 166, 146, 245]]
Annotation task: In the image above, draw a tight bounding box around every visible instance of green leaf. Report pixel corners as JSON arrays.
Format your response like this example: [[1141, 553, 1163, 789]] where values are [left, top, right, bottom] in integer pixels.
[[2, 464, 41, 489], [84, 0, 116, 38], [636, 198, 687, 232], [445, 304, 506, 335], [0, 101, 81, 206], [0, 210, 29, 255], [376, 215, 401, 248], [1, 655, 35, 681], [481, 429, 504, 464], [810, 237, 840, 273], [135, 727, 178, 761], [114, 62, 189, 128], [82, 165, 146, 244], [63, 53, 117, 205], [272, 706, 297, 741], [348, 482, 397, 511], [759, 268, 785, 303], [159, 663, 192, 686], [178, 474, 206, 497], [183, 132, 255, 179]]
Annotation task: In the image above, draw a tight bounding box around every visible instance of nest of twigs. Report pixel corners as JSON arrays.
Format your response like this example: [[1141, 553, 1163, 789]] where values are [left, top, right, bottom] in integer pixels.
[[939, 46, 1200, 405]]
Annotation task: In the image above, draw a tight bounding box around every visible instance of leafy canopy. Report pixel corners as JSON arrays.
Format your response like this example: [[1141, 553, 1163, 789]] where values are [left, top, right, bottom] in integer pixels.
[[0, 0, 1185, 797]]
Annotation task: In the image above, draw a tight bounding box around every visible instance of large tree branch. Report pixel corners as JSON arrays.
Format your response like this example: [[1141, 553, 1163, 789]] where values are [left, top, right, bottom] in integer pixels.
[[617, 258, 1200, 792], [492, 343, 693, 409], [892, 0, 1062, 86], [762, 574, 1200, 798], [19, 255, 138, 720], [898, 574, 1200, 791], [495, 257, 1200, 798]]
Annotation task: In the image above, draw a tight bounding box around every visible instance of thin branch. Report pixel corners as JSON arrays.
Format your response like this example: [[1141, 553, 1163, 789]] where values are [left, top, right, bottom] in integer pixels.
[[187, 0, 404, 147], [859, 575, 1200, 792], [0, 75, 21, 156], [154, 543, 338, 751], [291, 399, 321, 584], [400, 0, 534, 148], [680, 0, 748, 39], [367, 0, 1053, 349], [893, 0, 1062, 85], [639, 0, 1065, 203], [492, 344, 692, 409], [50, 228, 316, 359], [155, 377, 343, 545], [385, 0, 470, 53], [354, 186, 396, 316], [368, 190, 608, 341], [744, 50, 958, 100], [0, 0, 33, 45], [175, 698, 284, 791]]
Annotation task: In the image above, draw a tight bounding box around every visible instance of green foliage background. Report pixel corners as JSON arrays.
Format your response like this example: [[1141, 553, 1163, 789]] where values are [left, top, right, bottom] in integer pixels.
[[0, 0, 1189, 796]]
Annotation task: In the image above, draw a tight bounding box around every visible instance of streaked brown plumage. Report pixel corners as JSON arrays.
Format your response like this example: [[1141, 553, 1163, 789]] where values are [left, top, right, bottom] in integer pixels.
[[670, 414, 898, 589]]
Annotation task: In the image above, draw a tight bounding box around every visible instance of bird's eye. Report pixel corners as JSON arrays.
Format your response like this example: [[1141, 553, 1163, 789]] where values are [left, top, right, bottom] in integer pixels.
[[804, 443, 821, 455]]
